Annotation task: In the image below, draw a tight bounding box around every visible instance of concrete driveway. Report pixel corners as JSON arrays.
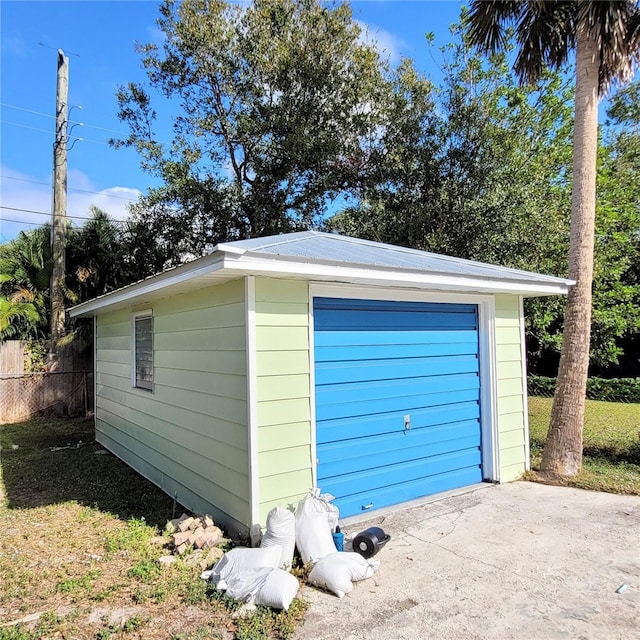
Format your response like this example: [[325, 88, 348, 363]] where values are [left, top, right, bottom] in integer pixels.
[[295, 482, 639, 640]]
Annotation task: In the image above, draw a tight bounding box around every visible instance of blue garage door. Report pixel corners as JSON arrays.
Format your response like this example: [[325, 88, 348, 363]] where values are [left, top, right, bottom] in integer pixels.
[[314, 297, 483, 518]]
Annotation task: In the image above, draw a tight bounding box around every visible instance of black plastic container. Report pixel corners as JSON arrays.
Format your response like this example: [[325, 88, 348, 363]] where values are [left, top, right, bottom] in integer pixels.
[[352, 526, 390, 558]]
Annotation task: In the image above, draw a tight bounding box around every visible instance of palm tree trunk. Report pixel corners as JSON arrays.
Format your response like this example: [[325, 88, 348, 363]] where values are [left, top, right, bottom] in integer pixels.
[[541, 30, 599, 476]]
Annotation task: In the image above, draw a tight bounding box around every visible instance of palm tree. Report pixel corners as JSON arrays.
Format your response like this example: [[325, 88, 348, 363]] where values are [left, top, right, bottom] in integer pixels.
[[0, 227, 52, 341], [467, 1, 640, 476]]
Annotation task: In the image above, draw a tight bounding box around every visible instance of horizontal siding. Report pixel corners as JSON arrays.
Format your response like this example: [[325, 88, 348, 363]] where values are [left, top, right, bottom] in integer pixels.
[[494, 294, 527, 481], [255, 278, 312, 523], [95, 279, 250, 531]]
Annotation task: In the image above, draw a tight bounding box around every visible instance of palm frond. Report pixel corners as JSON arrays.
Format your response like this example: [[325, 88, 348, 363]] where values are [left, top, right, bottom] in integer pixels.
[[467, 0, 521, 53], [577, 1, 640, 96]]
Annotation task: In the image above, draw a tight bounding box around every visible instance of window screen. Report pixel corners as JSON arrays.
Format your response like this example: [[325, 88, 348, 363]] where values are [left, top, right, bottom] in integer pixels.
[[134, 314, 153, 391]]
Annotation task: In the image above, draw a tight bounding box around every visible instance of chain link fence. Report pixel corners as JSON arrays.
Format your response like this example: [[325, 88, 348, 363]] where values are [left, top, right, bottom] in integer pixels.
[[0, 370, 94, 424], [528, 375, 640, 403]]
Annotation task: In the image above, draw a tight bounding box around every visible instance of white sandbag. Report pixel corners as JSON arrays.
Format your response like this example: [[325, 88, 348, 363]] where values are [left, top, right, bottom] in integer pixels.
[[261, 506, 296, 570], [255, 568, 300, 610], [223, 566, 272, 601], [295, 488, 339, 530], [209, 546, 282, 588], [307, 552, 380, 599], [295, 511, 336, 566], [294, 489, 340, 565]]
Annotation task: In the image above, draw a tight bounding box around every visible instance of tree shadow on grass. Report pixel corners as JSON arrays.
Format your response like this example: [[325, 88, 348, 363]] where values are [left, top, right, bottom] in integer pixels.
[[582, 443, 640, 466], [0, 417, 181, 529], [530, 437, 640, 467]]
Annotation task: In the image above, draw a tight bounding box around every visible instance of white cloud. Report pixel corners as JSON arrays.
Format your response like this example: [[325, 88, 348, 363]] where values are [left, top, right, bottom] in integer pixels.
[[0, 165, 141, 242], [356, 20, 404, 64]]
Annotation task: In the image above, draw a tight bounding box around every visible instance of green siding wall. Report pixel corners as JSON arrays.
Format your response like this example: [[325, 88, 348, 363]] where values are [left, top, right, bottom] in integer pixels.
[[254, 278, 312, 522], [494, 294, 528, 481], [95, 279, 249, 532]]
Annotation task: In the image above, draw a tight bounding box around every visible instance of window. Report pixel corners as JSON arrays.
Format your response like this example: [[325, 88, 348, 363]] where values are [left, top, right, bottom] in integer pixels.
[[134, 313, 153, 391]]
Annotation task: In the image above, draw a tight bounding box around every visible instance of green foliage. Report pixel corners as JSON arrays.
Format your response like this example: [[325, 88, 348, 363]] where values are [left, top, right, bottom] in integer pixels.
[[0, 227, 52, 340], [528, 375, 640, 403], [127, 559, 161, 582], [104, 517, 155, 555], [0, 627, 38, 640], [56, 570, 101, 594], [113, 0, 392, 262], [234, 598, 308, 640]]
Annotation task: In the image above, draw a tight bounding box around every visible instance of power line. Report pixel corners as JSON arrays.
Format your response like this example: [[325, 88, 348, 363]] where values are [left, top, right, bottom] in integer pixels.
[[1, 217, 42, 226], [1, 120, 53, 135], [1, 175, 141, 202], [1, 205, 51, 216], [0, 102, 55, 119], [1, 101, 125, 135], [1, 205, 99, 221]]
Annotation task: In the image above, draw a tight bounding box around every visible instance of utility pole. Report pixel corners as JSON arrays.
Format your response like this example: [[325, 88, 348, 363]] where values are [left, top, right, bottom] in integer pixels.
[[50, 49, 69, 366]]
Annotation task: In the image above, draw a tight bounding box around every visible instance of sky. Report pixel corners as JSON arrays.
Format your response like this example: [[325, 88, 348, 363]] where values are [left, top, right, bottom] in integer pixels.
[[0, 0, 465, 242]]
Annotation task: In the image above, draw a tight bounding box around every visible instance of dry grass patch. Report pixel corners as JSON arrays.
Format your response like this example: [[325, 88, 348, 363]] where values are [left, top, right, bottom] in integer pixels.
[[0, 418, 307, 640]]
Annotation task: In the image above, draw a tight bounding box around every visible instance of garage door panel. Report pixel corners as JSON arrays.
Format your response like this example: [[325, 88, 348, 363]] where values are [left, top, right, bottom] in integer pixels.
[[316, 387, 480, 422], [315, 372, 480, 408], [315, 354, 479, 386], [318, 423, 481, 477], [315, 329, 478, 349], [317, 401, 481, 443], [315, 338, 477, 362], [314, 306, 477, 331], [313, 297, 483, 518], [320, 448, 482, 499], [333, 466, 483, 516], [319, 418, 481, 464]]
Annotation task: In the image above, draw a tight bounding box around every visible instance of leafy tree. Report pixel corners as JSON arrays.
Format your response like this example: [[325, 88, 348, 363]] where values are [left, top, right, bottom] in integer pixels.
[[113, 0, 392, 257], [329, 23, 574, 271], [468, 0, 640, 477]]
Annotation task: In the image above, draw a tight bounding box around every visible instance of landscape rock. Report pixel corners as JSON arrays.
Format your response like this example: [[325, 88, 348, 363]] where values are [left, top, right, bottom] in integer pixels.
[[158, 555, 177, 566]]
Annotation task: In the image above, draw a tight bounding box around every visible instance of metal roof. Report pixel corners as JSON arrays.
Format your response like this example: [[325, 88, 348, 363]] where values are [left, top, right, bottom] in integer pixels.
[[219, 231, 570, 285], [69, 231, 573, 317]]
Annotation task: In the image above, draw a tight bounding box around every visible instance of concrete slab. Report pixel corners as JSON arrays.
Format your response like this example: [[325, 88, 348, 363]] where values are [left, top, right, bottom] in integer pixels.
[[295, 482, 640, 640]]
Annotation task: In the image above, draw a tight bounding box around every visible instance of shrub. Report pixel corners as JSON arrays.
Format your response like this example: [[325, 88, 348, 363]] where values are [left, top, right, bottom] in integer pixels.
[[528, 376, 640, 403]]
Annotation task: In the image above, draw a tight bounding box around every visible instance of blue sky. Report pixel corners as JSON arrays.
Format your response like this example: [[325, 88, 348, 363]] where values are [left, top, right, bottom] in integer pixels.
[[0, 0, 467, 241]]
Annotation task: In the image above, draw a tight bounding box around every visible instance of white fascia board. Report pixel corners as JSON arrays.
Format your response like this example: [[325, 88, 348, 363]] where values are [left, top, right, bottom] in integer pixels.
[[222, 255, 573, 297], [69, 255, 226, 317]]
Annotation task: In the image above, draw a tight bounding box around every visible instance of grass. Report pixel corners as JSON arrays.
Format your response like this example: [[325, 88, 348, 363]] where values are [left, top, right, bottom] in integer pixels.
[[527, 397, 640, 494], [0, 417, 307, 640]]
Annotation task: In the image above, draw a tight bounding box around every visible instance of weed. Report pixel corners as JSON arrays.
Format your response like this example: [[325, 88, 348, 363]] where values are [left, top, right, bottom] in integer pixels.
[[234, 598, 308, 640], [56, 570, 101, 594], [127, 559, 161, 581], [104, 517, 155, 555], [96, 615, 148, 638], [0, 626, 38, 640]]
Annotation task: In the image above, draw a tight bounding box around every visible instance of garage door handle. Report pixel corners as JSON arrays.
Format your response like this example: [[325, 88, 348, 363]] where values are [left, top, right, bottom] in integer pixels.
[[362, 503, 373, 510]]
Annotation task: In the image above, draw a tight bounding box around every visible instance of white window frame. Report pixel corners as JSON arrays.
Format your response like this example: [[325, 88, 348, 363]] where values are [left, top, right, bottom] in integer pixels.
[[132, 309, 154, 392]]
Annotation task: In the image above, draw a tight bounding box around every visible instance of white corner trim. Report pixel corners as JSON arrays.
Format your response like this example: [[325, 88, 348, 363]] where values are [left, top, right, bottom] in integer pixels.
[[245, 276, 260, 527], [519, 295, 531, 471], [93, 315, 98, 425], [479, 298, 500, 482], [308, 286, 318, 489]]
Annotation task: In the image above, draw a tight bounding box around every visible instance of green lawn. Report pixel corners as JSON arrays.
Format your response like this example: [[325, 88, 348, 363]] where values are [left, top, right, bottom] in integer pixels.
[[0, 417, 306, 640], [527, 397, 640, 494]]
